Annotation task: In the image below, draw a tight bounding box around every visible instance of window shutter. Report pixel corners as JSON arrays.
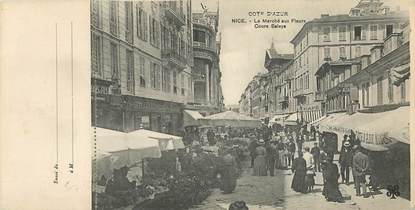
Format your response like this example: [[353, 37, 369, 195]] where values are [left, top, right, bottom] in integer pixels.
[[144, 12, 148, 41], [156, 64, 161, 89], [139, 4, 141, 37], [149, 16, 153, 44], [156, 20, 160, 47], [150, 63, 154, 88], [361, 26, 366, 40]]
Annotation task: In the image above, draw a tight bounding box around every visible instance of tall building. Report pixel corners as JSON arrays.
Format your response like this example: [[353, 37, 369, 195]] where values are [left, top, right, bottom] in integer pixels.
[[263, 42, 293, 116], [188, 7, 224, 116], [91, 0, 194, 134], [289, 0, 408, 123]]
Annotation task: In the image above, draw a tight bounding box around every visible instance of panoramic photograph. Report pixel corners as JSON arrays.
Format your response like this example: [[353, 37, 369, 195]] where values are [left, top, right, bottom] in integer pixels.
[[91, 0, 411, 209]]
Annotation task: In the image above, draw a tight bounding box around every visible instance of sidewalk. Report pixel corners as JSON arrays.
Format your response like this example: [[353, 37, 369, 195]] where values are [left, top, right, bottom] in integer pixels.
[[300, 141, 410, 209], [338, 181, 410, 210]]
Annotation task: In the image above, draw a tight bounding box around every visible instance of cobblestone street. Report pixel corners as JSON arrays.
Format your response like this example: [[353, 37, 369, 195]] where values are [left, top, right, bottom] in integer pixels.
[[191, 164, 360, 210]]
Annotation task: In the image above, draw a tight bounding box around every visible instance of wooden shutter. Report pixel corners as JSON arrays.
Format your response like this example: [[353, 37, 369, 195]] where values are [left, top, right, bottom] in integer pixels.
[[361, 25, 366, 40], [143, 11, 148, 41]]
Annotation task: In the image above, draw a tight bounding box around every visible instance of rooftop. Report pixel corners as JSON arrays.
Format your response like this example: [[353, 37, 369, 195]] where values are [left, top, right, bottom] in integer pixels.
[[290, 11, 408, 44]]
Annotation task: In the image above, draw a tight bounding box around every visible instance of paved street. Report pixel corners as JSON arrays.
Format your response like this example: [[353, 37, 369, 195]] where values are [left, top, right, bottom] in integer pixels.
[[191, 165, 360, 210], [190, 155, 410, 210]]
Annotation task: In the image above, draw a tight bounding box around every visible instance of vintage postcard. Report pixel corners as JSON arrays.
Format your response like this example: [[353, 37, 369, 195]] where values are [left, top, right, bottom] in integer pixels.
[[91, 0, 414, 209], [1, 0, 414, 210]]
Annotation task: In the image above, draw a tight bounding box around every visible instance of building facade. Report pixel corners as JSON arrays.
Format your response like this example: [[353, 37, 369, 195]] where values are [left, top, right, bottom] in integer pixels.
[[188, 9, 224, 116], [344, 21, 410, 111], [263, 42, 294, 116], [91, 0, 194, 134], [290, 1, 408, 123], [239, 0, 409, 126]]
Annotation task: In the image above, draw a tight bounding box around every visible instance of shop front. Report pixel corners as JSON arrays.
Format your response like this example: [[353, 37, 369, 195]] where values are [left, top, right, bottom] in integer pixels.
[[92, 94, 184, 135], [124, 96, 183, 135]]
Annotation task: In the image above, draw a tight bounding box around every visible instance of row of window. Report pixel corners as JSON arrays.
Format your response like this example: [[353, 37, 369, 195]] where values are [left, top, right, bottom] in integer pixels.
[[361, 77, 406, 107], [92, 35, 191, 96], [92, 0, 190, 56], [322, 24, 393, 42], [294, 24, 395, 57], [294, 73, 309, 91], [323, 46, 361, 60]]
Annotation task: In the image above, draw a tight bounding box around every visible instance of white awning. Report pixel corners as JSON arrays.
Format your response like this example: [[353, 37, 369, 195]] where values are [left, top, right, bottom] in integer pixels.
[[283, 113, 298, 126], [183, 110, 204, 127], [270, 114, 288, 125], [315, 106, 410, 151]]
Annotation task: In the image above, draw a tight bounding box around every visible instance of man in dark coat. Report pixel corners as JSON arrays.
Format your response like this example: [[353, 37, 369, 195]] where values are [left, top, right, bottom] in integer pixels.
[[291, 152, 307, 193], [266, 140, 278, 176], [248, 138, 258, 168], [352, 145, 370, 197], [296, 132, 304, 156], [339, 139, 353, 184], [287, 138, 296, 167], [310, 142, 321, 172], [207, 129, 215, 143]]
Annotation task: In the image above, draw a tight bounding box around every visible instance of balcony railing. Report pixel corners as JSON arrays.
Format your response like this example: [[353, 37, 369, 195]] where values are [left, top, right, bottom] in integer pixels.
[[192, 73, 206, 82], [278, 96, 289, 103], [314, 91, 326, 101], [161, 49, 187, 70], [193, 41, 216, 53], [293, 89, 306, 98], [165, 6, 185, 26]]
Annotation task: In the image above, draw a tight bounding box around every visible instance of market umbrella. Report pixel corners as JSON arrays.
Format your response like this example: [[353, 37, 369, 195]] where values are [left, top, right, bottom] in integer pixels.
[[127, 129, 185, 151], [94, 127, 162, 179], [200, 110, 261, 128]]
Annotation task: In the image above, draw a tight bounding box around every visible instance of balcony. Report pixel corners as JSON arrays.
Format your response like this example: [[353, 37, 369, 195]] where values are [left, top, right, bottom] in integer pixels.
[[314, 91, 326, 101], [165, 6, 185, 27], [193, 41, 216, 54], [293, 89, 307, 98], [193, 50, 216, 63], [285, 72, 294, 81], [192, 73, 206, 82], [161, 49, 187, 70], [278, 96, 289, 103]]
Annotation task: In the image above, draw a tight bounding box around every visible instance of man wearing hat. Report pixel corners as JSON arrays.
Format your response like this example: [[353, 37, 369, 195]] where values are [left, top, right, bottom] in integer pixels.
[[311, 142, 321, 172], [352, 145, 370, 197], [339, 139, 353, 184]]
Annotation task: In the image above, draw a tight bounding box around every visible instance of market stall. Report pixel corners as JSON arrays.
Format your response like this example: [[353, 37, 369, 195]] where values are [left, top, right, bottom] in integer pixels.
[[199, 110, 261, 128], [94, 127, 162, 181]]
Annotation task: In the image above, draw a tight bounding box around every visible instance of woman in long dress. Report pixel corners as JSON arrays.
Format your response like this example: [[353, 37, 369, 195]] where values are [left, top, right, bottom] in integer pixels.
[[253, 139, 267, 176], [322, 155, 344, 202], [291, 152, 306, 193], [220, 149, 238, 194]]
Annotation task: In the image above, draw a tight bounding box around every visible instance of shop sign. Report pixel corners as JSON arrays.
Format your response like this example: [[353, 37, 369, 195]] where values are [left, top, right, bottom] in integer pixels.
[[127, 97, 182, 113], [320, 125, 392, 145]]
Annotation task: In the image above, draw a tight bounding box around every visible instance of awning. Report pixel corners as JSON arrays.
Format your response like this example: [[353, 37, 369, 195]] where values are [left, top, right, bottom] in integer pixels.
[[128, 129, 185, 151], [315, 106, 410, 150], [269, 114, 288, 125], [200, 111, 261, 128], [357, 106, 410, 144], [390, 63, 410, 86], [283, 113, 298, 126], [94, 127, 162, 179], [183, 110, 204, 127]]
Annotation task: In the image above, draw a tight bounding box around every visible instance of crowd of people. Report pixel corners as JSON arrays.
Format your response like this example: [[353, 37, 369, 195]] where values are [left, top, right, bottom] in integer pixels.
[[243, 124, 377, 204], [182, 123, 405, 209]]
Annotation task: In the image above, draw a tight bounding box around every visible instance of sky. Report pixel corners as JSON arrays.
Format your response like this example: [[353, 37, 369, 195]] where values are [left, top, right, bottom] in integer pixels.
[[192, 0, 412, 106]]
